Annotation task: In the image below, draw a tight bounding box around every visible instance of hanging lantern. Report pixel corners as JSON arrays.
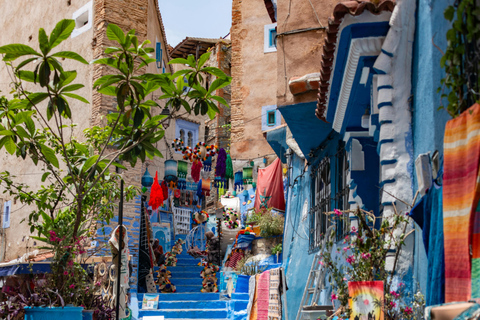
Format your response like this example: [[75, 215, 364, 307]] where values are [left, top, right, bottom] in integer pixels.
[[141, 167, 154, 188], [177, 160, 188, 190], [243, 166, 253, 185], [234, 171, 244, 191], [164, 159, 178, 183]]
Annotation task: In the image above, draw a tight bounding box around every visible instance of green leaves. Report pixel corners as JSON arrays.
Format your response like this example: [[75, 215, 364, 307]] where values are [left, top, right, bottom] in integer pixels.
[[49, 19, 75, 50], [51, 51, 88, 64], [0, 43, 40, 60], [106, 24, 126, 44], [40, 144, 59, 168]]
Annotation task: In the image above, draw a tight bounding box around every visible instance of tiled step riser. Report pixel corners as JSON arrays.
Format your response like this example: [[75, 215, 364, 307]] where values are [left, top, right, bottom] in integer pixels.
[[138, 300, 227, 309], [139, 309, 228, 319], [162, 278, 219, 286]]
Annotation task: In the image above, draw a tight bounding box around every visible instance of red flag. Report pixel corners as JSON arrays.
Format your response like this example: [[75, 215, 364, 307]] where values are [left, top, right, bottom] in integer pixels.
[[254, 158, 285, 211]]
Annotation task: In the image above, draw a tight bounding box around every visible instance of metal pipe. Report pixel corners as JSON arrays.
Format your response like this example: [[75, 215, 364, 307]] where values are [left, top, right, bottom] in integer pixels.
[[276, 26, 326, 37], [115, 180, 124, 320]]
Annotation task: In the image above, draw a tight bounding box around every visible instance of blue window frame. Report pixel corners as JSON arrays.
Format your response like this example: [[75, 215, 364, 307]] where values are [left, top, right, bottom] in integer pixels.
[[269, 28, 277, 48], [267, 110, 276, 126], [175, 119, 199, 150], [156, 42, 162, 69]]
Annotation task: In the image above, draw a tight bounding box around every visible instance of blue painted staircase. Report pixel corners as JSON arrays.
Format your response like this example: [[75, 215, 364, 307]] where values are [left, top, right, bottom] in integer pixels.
[[137, 235, 249, 320]]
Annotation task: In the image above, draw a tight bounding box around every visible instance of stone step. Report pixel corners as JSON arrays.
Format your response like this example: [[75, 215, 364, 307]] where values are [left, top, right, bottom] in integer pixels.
[[139, 308, 228, 319], [166, 265, 205, 272], [138, 293, 221, 301]]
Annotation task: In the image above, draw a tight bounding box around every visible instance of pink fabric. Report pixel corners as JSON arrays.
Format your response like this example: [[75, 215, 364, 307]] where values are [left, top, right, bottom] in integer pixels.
[[254, 158, 285, 211], [256, 270, 270, 320]]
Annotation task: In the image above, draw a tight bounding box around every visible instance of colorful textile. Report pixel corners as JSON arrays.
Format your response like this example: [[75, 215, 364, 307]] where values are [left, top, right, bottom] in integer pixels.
[[226, 250, 244, 269], [348, 281, 384, 320], [268, 268, 281, 320], [443, 103, 480, 302], [256, 271, 270, 320], [409, 181, 445, 306], [254, 158, 286, 211]]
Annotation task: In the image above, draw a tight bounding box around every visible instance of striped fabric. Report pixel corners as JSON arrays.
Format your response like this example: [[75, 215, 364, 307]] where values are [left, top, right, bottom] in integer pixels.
[[444, 103, 480, 302]]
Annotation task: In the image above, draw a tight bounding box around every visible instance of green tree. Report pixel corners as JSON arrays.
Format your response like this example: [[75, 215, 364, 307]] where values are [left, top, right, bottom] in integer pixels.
[[0, 19, 230, 308]]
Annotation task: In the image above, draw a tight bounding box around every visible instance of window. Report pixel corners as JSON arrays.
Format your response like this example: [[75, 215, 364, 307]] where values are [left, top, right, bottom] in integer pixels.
[[264, 23, 277, 53], [156, 42, 163, 69], [162, 60, 166, 74], [71, 1, 93, 38], [309, 145, 349, 253], [3, 200, 11, 229], [187, 131, 193, 148], [179, 129, 185, 142], [175, 119, 199, 152], [267, 110, 276, 126]]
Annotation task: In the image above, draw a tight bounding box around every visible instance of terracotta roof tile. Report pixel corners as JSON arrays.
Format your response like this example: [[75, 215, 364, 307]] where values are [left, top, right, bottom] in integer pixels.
[[316, 0, 395, 121]]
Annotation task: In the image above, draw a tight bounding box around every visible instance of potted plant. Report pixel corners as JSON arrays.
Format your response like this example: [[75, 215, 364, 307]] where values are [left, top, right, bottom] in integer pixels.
[[320, 207, 425, 319], [271, 243, 282, 264], [0, 18, 230, 319]]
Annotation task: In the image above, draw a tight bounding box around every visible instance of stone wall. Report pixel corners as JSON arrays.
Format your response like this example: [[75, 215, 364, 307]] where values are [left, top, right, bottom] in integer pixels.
[[230, 0, 277, 161]]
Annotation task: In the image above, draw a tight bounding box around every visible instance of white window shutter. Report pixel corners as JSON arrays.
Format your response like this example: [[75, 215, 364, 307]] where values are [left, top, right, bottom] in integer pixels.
[[3, 201, 11, 229]]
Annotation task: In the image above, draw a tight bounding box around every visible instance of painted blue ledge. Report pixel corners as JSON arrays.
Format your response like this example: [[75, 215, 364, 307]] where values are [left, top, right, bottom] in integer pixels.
[[378, 101, 393, 108], [377, 85, 393, 91], [381, 49, 394, 57], [380, 159, 398, 165], [380, 179, 396, 187]]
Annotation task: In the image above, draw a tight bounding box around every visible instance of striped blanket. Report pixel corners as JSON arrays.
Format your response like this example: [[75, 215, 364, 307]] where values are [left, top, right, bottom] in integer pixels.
[[249, 268, 282, 320], [444, 103, 480, 302]]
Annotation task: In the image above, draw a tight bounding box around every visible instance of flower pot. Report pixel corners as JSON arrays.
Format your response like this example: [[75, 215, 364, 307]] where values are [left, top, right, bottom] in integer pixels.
[[82, 310, 97, 320], [24, 306, 83, 320]]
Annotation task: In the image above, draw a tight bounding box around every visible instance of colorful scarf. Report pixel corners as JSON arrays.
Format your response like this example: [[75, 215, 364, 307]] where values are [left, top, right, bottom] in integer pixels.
[[444, 103, 480, 302]]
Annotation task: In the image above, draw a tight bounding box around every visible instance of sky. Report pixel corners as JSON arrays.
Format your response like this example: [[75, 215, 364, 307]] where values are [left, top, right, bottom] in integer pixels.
[[158, 0, 233, 48]]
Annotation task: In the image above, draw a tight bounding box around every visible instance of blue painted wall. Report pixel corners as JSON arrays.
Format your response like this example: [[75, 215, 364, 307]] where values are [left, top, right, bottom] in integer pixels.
[[411, 0, 453, 297], [282, 152, 315, 320]]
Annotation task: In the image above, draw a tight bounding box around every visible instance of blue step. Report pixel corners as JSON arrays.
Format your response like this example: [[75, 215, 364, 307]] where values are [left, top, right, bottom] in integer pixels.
[[231, 293, 249, 301], [139, 308, 228, 319], [175, 284, 203, 292], [167, 265, 204, 272], [138, 300, 228, 309], [138, 293, 221, 301]]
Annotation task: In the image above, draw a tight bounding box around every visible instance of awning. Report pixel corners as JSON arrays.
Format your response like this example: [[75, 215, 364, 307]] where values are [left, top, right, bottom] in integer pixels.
[[265, 125, 288, 163], [0, 263, 93, 277], [0, 263, 52, 277], [278, 101, 333, 160]]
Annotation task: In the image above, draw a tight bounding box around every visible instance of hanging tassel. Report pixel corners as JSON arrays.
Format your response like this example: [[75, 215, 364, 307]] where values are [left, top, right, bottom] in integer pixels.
[[215, 148, 227, 178], [234, 171, 244, 191], [161, 180, 169, 202], [197, 180, 203, 198], [149, 172, 164, 211], [225, 153, 233, 180], [203, 156, 212, 172], [191, 160, 203, 183]]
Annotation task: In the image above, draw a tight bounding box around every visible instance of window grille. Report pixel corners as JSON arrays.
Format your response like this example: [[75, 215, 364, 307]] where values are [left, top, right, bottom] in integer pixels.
[[309, 145, 349, 253]]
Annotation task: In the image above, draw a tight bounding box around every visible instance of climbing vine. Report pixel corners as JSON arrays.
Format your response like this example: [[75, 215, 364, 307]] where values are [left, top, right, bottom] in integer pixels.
[[439, 0, 480, 118]]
